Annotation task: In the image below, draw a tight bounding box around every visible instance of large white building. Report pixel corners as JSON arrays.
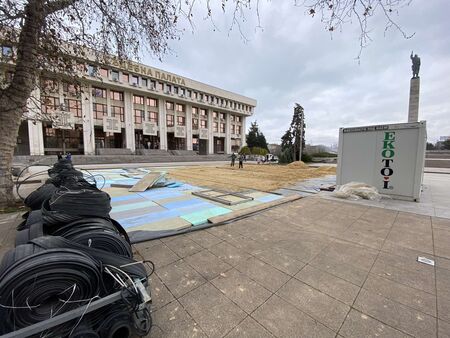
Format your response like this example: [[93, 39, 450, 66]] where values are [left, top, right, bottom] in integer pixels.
[[5, 45, 256, 156]]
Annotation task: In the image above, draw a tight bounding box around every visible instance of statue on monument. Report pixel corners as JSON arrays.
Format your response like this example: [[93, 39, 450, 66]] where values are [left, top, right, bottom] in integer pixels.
[[410, 51, 421, 78]]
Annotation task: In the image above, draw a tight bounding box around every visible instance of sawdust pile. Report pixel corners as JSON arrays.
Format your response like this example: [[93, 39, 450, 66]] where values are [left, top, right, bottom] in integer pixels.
[[168, 164, 336, 192], [287, 161, 309, 169]]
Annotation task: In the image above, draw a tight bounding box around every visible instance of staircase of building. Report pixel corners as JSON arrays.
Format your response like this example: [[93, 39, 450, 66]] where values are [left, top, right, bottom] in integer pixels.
[[13, 150, 230, 166]]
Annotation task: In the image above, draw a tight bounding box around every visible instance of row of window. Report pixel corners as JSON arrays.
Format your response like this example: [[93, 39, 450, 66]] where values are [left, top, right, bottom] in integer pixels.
[[86, 63, 253, 113], [134, 110, 158, 124]]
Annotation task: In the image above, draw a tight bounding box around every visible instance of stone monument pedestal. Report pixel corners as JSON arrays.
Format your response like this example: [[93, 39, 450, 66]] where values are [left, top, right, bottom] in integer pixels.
[[408, 77, 420, 123]]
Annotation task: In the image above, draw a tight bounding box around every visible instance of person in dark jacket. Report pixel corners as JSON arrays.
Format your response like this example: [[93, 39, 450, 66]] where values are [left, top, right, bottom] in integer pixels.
[[238, 154, 244, 169], [231, 153, 236, 167]]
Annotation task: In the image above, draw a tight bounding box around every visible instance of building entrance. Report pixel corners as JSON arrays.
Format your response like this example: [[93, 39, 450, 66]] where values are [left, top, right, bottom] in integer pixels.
[[135, 130, 160, 149], [43, 122, 84, 155], [167, 133, 186, 150], [214, 137, 225, 154]]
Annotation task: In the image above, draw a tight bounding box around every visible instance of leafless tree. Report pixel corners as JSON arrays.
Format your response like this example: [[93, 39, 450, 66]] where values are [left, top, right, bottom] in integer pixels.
[[0, 0, 413, 208]]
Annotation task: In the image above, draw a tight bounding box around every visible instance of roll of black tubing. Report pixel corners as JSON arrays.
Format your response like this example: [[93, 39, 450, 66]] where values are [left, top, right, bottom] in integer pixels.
[[23, 183, 57, 210], [0, 247, 101, 335]]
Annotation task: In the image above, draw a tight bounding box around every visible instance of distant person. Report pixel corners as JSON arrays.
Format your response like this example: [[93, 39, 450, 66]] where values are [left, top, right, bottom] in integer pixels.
[[66, 152, 72, 161], [238, 154, 244, 169], [57, 153, 63, 160], [231, 153, 236, 167]]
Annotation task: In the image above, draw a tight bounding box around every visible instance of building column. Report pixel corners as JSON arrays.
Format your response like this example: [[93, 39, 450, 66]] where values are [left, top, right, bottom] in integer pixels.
[[225, 113, 231, 154], [186, 104, 193, 151], [207, 109, 214, 154], [158, 99, 167, 150], [81, 84, 95, 155], [240, 116, 246, 148], [27, 88, 44, 155], [124, 92, 135, 152]]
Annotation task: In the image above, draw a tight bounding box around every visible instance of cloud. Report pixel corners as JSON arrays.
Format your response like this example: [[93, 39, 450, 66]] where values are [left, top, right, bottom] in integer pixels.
[[143, 0, 450, 145]]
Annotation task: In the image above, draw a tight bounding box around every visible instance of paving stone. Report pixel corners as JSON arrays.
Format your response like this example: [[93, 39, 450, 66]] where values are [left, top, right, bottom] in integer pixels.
[[206, 225, 229, 238], [438, 320, 450, 338], [295, 264, 360, 305], [187, 229, 223, 248], [156, 260, 206, 298], [225, 234, 267, 255], [254, 248, 306, 276], [363, 274, 436, 316], [354, 289, 437, 337], [309, 253, 370, 286], [138, 242, 180, 268], [371, 252, 436, 294], [148, 300, 206, 338], [207, 241, 251, 267], [149, 274, 175, 310], [235, 257, 290, 292], [164, 236, 203, 258], [385, 228, 434, 254], [224, 316, 274, 338], [185, 250, 232, 280], [211, 268, 272, 314], [319, 240, 379, 270], [339, 309, 410, 338], [274, 237, 329, 263], [252, 295, 335, 338], [277, 278, 350, 331], [437, 295, 450, 323], [179, 283, 246, 338]]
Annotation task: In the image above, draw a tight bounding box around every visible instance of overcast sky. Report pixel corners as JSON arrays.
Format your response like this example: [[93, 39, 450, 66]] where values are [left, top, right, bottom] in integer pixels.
[[143, 0, 450, 146]]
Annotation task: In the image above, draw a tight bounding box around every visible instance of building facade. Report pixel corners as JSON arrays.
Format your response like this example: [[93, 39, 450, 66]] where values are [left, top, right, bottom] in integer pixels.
[[5, 45, 256, 156]]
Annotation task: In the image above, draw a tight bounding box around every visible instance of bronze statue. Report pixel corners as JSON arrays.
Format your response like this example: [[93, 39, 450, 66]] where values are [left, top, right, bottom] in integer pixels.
[[410, 51, 421, 78]]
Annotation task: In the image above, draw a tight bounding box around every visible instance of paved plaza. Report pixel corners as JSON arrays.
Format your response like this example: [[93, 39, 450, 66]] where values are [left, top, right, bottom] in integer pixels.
[[129, 196, 450, 338]]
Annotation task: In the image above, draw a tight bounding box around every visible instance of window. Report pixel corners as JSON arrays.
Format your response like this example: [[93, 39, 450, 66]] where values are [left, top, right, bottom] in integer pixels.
[[204, 94, 209, 102], [111, 106, 124, 122], [110, 90, 124, 101], [42, 79, 59, 93], [166, 101, 174, 110], [199, 93, 204, 101], [111, 70, 119, 81], [166, 114, 174, 127], [166, 84, 172, 93], [213, 122, 218, 133], [1, 45, 13, 58], [122, 73, 129, 83], [134, 109, 144, 124], [231, 125, 235, 134], [158, 82, 164, 91], [92, 87, 106, 98], [174, 87, 179, 94], [200, 109, 207, 117], [221, 99, 224, 106], [220, 113, 225, 120], [87, 65, 97, 77], [220, 123, 226, 133], [213, 111, 218, 119], [236, 126, 242, 134], [180, 88, 185, 95], [43, 96, 60, 113], [131, 75, 139, 85], [64, 99, 82, 117], [230, 115, 235, 122], [93, 103, 107, 120], [142, 78, 148, 87], [192, 107, 198, 116], [133, 95, 144, 105], [177, 116, 185, 126], [99, 68, 108, 78], [63, 83, 79, 97], [148, 111, 158, 124], [192, 118, 199, 129], [146, 97, 157, 107], [187, 90, 192, 98], [236, 116, 241, 123], [193, 92, 198, 99], [150, 80, 156, 89], [200, 120, 207, 129], [176, 104, 184, 112]]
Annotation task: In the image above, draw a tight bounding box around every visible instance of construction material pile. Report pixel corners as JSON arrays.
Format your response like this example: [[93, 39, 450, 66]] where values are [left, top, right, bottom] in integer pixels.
[[0, 159, 152, 337]]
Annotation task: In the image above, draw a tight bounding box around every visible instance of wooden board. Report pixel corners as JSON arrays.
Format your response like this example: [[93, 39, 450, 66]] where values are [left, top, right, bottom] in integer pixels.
[[128, 172, 164, 192]]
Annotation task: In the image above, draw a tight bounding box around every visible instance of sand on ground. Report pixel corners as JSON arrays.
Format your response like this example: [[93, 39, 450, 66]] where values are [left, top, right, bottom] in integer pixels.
[[167, 162, 335, 192]]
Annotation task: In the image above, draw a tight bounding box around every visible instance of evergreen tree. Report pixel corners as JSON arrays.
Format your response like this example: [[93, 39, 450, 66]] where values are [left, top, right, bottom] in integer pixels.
[[279, 104, 306, 163], [246, 121, 269, 150]]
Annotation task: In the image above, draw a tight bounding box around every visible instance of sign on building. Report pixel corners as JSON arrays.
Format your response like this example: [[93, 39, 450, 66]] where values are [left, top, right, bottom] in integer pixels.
[[103, 116, 121, 133], [199, 128, 209, 140], [143, 122, 158, 136], [175, 126, 186, 138], [52, 111, 74, 130]]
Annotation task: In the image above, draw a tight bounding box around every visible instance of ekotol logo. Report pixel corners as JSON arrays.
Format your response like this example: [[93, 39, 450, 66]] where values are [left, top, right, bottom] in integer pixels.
[[381, 131, 395, 189]]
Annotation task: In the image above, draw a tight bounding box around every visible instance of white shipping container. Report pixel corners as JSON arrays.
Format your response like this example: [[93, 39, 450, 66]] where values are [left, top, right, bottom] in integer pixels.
[[336, 121, 427, 201]]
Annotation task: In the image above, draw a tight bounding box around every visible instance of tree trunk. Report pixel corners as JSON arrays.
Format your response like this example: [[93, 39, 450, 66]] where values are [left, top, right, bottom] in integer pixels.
[[0, 0, 45, 209]]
